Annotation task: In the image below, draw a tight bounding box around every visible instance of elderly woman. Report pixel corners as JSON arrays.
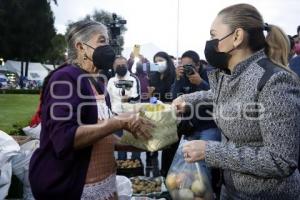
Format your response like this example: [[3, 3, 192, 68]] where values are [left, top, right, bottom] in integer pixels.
[[173, 4, 300, 200], [29, 20, 153, 200]]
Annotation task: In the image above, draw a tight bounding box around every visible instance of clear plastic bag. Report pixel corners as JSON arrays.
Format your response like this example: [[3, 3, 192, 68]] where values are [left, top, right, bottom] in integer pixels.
[[165, 140, 213, 200]]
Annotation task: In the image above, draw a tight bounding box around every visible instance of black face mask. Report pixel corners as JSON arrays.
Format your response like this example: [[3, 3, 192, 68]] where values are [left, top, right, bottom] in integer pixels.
[[115, 65, 128, 77], [83, 43, 116, 71], [204, 31, 235, 70]]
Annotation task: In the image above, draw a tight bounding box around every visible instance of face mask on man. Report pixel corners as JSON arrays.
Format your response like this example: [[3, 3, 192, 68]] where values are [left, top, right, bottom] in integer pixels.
[[157, 61, 167, 73], [204, 31, 235, 70], [115, 64, 128, 77], [83, 43, 116, 71]]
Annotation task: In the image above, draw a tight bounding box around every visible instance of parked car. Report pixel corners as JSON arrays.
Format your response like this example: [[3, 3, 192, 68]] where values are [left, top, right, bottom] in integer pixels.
[[0, 74, 8, 88]]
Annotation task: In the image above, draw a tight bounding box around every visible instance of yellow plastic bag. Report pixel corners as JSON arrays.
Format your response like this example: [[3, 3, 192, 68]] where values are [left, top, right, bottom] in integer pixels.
[[120, 103, 178, 152]]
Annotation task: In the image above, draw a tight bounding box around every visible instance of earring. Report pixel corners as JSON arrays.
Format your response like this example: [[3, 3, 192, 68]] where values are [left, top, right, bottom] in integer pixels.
[[83, 54, 87, 60]]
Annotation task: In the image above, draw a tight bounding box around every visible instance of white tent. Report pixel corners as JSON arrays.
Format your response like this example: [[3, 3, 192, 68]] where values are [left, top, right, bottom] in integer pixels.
[[3, 60, 49, 82], [42, 64, 59, 71], [122, 43, 162, 60]]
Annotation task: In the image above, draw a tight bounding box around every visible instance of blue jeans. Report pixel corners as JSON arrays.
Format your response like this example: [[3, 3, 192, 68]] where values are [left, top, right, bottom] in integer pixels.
[[185, 128, 221, 141], [115, 130, 127, 160], [115, 130, 141, 160], [184, 128, 221, 183]]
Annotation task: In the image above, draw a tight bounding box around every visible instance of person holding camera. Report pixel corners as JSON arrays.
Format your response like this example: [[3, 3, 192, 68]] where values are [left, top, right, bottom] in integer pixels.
[[107, 56, 142, 160], [173, 50, 210, 95]]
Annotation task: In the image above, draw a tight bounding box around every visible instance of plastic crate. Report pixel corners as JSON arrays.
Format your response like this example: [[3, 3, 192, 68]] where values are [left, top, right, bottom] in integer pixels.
[[116, 159, 144, 177]]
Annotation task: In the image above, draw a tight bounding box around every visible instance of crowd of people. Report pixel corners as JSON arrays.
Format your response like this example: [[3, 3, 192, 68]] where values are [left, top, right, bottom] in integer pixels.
[[5, 2, 298, 200]]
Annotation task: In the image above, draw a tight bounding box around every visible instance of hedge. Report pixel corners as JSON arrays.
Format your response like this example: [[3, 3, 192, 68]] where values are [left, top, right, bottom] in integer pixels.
[[0, 89, 40, 94]]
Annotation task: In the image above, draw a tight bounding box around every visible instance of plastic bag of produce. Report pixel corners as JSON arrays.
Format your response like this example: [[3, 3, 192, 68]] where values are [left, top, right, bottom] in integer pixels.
[[165, 140, 213, 200], [120, 103, 178, 152]]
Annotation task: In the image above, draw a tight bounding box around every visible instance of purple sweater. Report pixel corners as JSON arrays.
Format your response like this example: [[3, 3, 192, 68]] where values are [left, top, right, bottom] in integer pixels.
[[29, 64, 104, 199], [136, 72, 149, 102]]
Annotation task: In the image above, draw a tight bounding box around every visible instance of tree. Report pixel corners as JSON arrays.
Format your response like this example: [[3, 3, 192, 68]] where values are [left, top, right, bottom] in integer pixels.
[[44, 34, 67, 68], [50, 0, 58, 5], [0, 0, 56, 76], [68, 10, 127, 54]]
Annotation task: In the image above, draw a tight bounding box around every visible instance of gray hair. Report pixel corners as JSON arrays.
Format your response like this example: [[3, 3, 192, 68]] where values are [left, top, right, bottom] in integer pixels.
[[65, 20, 109, 63]]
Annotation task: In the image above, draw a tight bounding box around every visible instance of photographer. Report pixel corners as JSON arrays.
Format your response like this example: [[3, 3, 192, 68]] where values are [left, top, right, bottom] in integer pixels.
[[172, 51, 220, 140], [107, 55, 141, 160], [173, 50, 209, 96]]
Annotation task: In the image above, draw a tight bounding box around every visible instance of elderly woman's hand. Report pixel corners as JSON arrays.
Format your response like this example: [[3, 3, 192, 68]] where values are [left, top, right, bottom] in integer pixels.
[[116, 113, 155, 140], [182, 140, 207, 163]]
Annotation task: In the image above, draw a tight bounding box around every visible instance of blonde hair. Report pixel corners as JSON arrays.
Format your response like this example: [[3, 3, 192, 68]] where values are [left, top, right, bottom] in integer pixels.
[[265, 25, 290, 66], [218, 4, 289, 67]]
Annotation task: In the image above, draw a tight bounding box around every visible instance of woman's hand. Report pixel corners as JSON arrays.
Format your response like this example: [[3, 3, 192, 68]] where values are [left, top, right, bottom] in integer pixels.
[[182, 140, 207, 163], [116, 113, 155, 140], [172, 96, 187, 115]]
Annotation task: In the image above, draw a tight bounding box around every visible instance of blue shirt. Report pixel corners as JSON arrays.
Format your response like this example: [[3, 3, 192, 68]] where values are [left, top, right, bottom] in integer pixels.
[[289, 56, 300, 77]]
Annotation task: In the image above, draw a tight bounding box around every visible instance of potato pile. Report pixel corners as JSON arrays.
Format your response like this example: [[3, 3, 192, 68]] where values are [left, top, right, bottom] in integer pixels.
[[165, 172, 212, 200], [116, 159, 141, 169], [131, 177, 162, 195]]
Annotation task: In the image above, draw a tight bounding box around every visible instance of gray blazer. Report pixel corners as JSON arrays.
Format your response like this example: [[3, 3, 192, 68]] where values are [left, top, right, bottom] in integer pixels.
[[182, 50, 300, 199]]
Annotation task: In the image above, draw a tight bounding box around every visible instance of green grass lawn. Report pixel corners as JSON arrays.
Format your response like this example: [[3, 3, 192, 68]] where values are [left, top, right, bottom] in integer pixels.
[[0, 94, 39, 133]]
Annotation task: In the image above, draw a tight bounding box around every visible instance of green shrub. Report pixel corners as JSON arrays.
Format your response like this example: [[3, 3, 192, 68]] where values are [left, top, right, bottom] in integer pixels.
[[7, 118, 31, 136], [0, 89, 40, 94]]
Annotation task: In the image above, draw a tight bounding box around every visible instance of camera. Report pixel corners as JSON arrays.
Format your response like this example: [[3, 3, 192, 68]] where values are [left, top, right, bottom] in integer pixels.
[[142, 62, 160, 72], [115, 80, 133, 97], [108, 13, 127, 55], [114, 80, 133, 89], [183, 64, 195, 76], [109, 13, 127, 40]]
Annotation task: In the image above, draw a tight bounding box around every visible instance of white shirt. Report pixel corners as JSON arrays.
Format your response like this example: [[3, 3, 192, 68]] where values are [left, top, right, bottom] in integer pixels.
[[107, 71, 140, 113], [90, 83, 113, 120]]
